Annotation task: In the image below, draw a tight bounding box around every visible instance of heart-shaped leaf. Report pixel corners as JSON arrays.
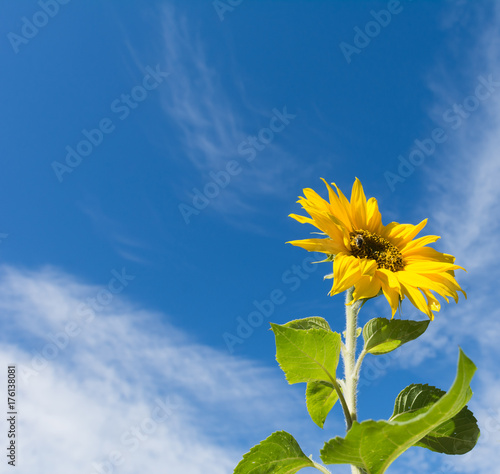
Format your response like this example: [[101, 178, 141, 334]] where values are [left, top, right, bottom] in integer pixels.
[[320, 349, 476, 473], [271, 323, 341, 384], [391, 383, 480, 454], [363, 318, 429, 355]]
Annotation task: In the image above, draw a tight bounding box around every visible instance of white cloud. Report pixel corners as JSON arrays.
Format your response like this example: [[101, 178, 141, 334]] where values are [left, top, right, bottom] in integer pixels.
[[351, 5, 500, 470], [155, 4, 303, 220], [398, 3, 500, 471], [0, 265, 336, 474], [423, 2, 500, 356], [158, 4, 240, 173]]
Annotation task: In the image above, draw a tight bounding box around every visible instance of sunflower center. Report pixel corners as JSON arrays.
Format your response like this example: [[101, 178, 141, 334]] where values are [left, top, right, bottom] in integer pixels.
[[349, 230, 404, 272]]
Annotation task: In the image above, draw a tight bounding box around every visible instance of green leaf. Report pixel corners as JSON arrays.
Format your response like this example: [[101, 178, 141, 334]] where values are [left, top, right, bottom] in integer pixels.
[[363, 317, 429, 355], [234, 431, 315, 474], [306, 381, 339, 428], [391, 384, 480, 454], [276, 319, 340, 429], [284, 317, 331, 331], [271, 323, 341, 384], [320, 349, 476, 473]]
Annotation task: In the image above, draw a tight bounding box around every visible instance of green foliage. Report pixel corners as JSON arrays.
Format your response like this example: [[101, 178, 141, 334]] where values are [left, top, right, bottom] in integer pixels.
[[363, 317, 429, 355], [320, 349, 477, 473], [306, 381, 339, 428], [391, 383, 480, 454], [233, 431, 315, 474], [270, 321, 341, 384], [284, 316, 331, 331], [272, 318, 342, 429]]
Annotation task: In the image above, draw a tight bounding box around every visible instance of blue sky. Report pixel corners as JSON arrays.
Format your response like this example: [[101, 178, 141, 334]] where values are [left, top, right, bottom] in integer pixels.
[[1, 1, 499, 473]]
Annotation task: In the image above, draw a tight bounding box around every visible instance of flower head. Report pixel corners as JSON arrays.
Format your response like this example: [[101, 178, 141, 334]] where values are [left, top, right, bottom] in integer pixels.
[[288, 178, 466, 319]]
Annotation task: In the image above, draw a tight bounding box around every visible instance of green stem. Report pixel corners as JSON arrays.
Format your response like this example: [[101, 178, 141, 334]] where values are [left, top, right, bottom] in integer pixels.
[[330, 377, 352, 429], [343, 287, 361, 425], [312, 461, 331, 474], [354, 349, 367, 382], [342, 287, 364, 474]]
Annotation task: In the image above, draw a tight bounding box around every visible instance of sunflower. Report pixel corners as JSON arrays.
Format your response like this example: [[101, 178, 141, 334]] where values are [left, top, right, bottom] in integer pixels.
[[288, 178, 466, 319]]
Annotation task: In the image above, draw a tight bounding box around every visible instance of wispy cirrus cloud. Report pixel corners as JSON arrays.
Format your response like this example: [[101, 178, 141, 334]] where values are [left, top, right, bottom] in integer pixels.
[[383, 3, 500, 471], [345, 4, 500, 471], [0, 265, 336, 474], [159, 5, 240, 172], [155, 5, 303, 220]]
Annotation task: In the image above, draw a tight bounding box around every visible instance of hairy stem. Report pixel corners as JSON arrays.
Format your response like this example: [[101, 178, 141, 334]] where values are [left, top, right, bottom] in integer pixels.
[[343, 287, 361, 425], [330, 377, 352, 429], [342, 287, 364, 474]]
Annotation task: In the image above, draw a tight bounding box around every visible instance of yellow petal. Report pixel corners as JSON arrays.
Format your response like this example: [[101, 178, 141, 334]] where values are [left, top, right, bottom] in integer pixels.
[[421, 288, 441, 314], [399, 281, 433, 319], [352, 275, 381, 301], [350, 178, 367, 230], [302, 188, 330, 212], [320, 178, 352, 228], [332, 254, 361, 294], [289, 213, 315, 225], [404, 261, 464, 273], [402, 234, 440, 252], [305, 208, 346, 243], [380, 282, 401, 317], [287, 238, 344, 255], [358, 258, 377, 277], [376, 268, 401, 291], [395, 270, 452, 300], [366, 197, 383, 235], [332, 182, 354, 231], [384, 219, 428, 247], [403, 246, 453, 262]]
